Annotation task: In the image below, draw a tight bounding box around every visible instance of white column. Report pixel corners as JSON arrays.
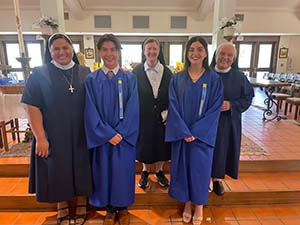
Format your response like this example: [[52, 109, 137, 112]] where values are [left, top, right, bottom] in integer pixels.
[[13, 0, 26, 56], [211, 0, 237, 52], [40, 0, 65, 33]]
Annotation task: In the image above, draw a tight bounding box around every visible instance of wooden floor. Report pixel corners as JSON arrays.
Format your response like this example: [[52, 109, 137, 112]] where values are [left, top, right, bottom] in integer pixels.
[[0, 88, 300, 224]]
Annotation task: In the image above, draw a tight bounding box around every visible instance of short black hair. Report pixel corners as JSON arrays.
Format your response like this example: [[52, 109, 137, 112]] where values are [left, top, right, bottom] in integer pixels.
[[97, 33, 122, 51]]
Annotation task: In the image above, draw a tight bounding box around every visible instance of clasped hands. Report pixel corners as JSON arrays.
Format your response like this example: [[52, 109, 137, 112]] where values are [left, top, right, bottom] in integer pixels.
[[184, 136, 195, 142], [109, 133, 123, 145], [221, 100, 230, 111]]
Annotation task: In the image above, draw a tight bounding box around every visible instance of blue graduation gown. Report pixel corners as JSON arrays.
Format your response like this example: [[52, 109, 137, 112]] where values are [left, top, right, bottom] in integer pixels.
[[84, 68, 139, 207], [165, 70, 223, 205], [211, 68, 254, 179], [21, 63, 93, 203]]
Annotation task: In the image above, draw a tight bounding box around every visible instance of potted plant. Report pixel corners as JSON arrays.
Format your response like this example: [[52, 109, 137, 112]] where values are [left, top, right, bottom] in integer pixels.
[[37, 16, 59, 35], [219, 17, 240, 40]]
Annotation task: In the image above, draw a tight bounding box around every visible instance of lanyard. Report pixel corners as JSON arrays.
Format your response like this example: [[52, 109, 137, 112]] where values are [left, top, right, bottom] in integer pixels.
[[199, 83, 207, 116], [118, 79, 124, 120]]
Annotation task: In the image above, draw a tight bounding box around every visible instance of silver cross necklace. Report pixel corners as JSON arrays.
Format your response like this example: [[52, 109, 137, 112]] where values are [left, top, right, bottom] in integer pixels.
[[60, 67, 75, 93]]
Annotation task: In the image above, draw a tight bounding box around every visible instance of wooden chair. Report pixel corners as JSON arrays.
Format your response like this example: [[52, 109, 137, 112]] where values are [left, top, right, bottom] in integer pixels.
[[272, 84, 295, 112], [0, 118, 21, 152], [284, 97, 300, 120]]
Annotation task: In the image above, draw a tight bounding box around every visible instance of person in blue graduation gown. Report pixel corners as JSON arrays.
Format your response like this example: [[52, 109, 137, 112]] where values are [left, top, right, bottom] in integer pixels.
[[211, 42, 254, 196], [21, 33, 92, 225], [84, 34, 139, 225], [165, 36, 223, 225]]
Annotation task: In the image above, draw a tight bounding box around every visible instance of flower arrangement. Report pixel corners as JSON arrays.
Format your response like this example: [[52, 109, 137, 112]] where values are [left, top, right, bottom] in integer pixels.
[[219, 17, 242, 40], [37, 16, 59, 29], [219, 17, 238, 30]]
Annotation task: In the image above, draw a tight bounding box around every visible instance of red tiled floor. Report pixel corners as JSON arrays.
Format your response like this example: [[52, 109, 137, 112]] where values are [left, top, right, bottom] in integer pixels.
[[252, 206, 277, 220], [231, 207, 257, 220], [272, 205, 300, 219], [211, 207, 236, 221], [281, 219, 300, 225], [260, 220, 284, 225], [0, 202, 299, 224], [13, 213, 42, 225]]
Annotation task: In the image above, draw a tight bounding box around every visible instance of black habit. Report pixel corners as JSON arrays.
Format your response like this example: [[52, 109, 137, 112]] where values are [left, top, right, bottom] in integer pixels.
[[22, 63, 93, 202], [211, 68, 254, 179], [132, 63, 172, 163]]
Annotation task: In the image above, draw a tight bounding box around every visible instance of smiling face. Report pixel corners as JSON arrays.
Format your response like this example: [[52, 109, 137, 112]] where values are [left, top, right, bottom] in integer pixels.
[[144, 41, 160, 65], [187, 41, 207, 67], [50, 38, 73, 65], [99, 41, 120, 69], [216, 44, 236, 70]]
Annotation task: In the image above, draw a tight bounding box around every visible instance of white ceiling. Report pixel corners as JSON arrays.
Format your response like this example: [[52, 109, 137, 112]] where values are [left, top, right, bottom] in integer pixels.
[[2, 0, 300, 13]]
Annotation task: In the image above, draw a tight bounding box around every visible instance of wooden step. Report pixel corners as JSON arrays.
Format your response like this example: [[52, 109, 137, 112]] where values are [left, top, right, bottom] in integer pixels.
[[0, 172, 300, 211], [1, 159, 300, 177]]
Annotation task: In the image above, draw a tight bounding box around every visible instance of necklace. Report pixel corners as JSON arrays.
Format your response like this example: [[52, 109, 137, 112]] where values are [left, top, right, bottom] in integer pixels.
[[189, 68, 205, 82], [59, 67, 75, 93]]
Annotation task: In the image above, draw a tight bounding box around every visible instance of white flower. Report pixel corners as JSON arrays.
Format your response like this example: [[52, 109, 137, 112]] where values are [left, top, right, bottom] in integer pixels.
[[37, 16, 59, 29], [219, 17, 237, 30]]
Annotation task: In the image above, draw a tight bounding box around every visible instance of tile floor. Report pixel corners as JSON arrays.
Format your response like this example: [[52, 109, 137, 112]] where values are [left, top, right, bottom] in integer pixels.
[[0, 204, 300, 225]]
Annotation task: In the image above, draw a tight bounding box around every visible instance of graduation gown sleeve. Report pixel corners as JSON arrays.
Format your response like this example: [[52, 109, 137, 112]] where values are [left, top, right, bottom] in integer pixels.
[[84, 76, 117, 149], [165, 76, 193, 142]]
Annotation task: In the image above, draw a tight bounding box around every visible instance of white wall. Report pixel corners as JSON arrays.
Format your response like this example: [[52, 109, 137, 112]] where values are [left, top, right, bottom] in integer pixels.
[[1, 8, 300, 35], [277, 36, 300, 73], [240, 11, 300, 34], [0, 10, 40, 32]]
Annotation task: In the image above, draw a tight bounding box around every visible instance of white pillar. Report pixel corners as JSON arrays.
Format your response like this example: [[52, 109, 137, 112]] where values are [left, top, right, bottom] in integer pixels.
[[211, 0, 237, 53], [40, 0, 65, 33]]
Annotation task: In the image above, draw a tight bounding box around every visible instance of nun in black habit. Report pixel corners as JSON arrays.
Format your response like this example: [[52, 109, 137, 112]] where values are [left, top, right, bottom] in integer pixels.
[[132, 38, 172, 189], [211, 42, 254, 196], [21, 33, 92, 225]]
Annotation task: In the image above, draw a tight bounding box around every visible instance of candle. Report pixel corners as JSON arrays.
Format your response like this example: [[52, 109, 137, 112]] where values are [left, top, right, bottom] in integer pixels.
[[13, 0, 26, 56]]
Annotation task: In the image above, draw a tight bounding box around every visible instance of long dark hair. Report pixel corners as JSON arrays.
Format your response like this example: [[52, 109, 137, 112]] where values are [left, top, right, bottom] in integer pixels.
[[183, 36, 210, 71]]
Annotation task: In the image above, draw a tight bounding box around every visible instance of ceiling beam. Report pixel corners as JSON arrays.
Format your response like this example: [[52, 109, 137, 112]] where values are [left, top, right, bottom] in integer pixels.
[[78, 0, 87, 10], [193, 0, 215, 20], [64, 0, 85, 20]]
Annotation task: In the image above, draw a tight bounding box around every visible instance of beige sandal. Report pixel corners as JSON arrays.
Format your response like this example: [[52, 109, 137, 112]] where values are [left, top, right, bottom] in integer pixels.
[[182, 212, 192, 223], [192, 216, 203, 225]]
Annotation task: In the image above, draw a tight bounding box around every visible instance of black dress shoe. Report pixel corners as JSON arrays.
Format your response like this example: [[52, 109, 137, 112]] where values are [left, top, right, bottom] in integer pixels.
[[138, 171, 149, 189], [213, 181, 225, 196], [155, 170, 169, 187]]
